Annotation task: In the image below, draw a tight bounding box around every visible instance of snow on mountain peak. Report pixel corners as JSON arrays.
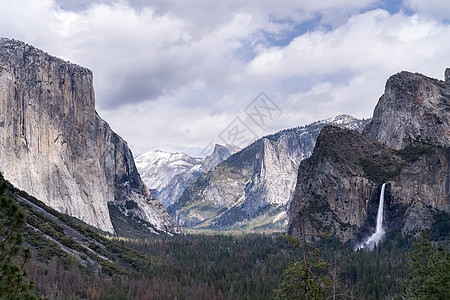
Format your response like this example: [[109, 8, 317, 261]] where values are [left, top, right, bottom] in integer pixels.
[[135, 144, 240, 208]]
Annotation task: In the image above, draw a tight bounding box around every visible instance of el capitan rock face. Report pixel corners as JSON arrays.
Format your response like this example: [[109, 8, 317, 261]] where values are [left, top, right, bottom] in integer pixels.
[[288, 71, 450, 243], [0, 38, 180, 234]]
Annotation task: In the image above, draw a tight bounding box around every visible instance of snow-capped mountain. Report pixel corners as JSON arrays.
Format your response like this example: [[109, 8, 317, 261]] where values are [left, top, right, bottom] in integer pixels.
[[136, 151, 203, 196], [168, 115, 371, 231], [136, 144, 241, 208]]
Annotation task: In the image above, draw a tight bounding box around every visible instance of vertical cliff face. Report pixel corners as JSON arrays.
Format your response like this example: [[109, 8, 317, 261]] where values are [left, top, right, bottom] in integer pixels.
[[0, 38, 180, 234], [287, 126, 403, 242], [388, 146, 449, 234], [242, 138, 298, 216], [288, 128, 449, 243], [288, 70, 450, 243], [365, 71, 450, 149], [169, 115, 369, 230], [364, 70, 450, 235]]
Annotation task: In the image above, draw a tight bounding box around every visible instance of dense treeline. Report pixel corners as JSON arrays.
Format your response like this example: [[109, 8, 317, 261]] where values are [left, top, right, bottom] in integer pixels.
[[16, 226, 450, 299], [119, 234, 297, 299], [1, 174, 449, 299], [321, 233, 412, 299], [22, 233, 299, 299]]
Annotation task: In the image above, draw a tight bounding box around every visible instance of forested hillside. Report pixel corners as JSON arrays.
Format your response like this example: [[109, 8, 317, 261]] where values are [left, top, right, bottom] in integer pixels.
[[1, 171, 448, 299]]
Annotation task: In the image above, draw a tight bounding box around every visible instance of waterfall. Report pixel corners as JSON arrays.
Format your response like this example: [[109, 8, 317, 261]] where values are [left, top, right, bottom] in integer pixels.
[[357, 183, 386, 250]]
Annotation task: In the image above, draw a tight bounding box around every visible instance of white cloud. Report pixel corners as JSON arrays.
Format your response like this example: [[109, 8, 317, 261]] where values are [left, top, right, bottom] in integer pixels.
[[0, 0, 382, 112], [236, 9, 450, 144], [245, 10, 450, 82], [100, 99, 236, 156], [405, 0, 450, 21], [0, 0, 449, 156]]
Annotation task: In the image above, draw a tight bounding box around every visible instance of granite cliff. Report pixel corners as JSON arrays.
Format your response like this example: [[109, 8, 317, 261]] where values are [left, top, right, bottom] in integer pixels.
[[0, 38, 180, 234], [288, 70, 450, 243], [169, 115, 369, 230], [365, 71, 450, 149]]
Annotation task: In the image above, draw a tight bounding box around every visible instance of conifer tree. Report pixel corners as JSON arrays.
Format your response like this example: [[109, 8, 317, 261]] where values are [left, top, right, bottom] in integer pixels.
[[274, 202, 331, 299], [405, 230, 449, 300], [0, 174, 35, 299]]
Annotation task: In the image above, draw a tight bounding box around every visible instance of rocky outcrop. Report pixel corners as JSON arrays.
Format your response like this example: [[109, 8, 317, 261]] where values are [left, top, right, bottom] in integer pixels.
[[365, 70, 450, 235], [288, 70, 450, 243], [169, 115, 369, 230], [288, 128, 449, 243], [388, 146, 449, 234], [0, 38, 180, 234], [201, 144, 241, 172], [242, 138, 297, 216], [365, 71, 450, 150], [135, 144, 240, 208], [287, 126, 406, 242]]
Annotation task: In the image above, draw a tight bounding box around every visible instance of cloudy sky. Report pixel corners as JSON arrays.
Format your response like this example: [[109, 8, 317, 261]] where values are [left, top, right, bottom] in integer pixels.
[[1, 0, 449, 157]]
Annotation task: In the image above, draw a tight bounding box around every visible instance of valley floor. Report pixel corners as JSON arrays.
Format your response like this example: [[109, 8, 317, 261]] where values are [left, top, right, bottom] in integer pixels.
[[25, 230, 449, 300], [2, 175, 448, 299]]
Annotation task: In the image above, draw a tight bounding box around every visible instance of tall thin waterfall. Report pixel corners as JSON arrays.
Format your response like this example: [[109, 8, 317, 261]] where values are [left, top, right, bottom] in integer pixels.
[[357, 183, 386, 250]]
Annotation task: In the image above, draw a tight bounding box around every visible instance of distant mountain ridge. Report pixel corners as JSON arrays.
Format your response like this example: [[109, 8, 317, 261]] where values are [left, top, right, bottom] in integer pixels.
[[168, 115, 370, 230], [136, 144, 241, 208], [135, 150, 203, 207], [0, 38, 180, 235]]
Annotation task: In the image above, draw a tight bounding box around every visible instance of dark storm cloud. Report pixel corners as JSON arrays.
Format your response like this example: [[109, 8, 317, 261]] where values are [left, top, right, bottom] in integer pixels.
[[102, 75, 163, 109], [98, 66, 193, 109]]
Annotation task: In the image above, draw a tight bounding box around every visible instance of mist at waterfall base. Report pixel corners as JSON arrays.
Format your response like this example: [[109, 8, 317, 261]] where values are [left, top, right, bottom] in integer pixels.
[[356, 183, 386, 251]]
